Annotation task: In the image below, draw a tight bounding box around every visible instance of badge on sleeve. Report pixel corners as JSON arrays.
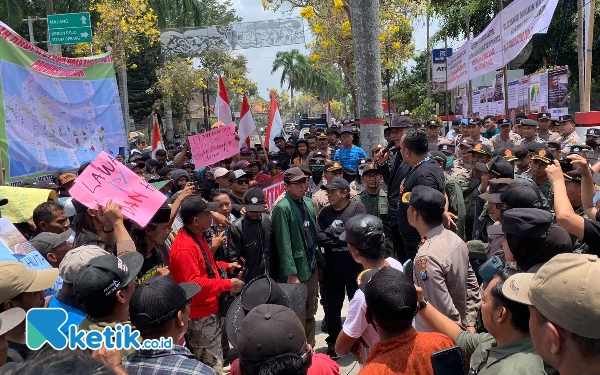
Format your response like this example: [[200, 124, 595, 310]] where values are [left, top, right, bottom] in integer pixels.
[[417, 258, 428, 280]]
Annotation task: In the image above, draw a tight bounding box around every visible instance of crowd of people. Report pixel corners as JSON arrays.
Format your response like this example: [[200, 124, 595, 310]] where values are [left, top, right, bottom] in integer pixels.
[[1, 114, 600, 375]]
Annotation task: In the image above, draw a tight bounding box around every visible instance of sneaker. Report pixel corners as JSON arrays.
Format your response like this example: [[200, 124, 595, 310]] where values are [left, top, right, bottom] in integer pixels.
[[327, 343, 339, 360], [321, 320, 328, 333]]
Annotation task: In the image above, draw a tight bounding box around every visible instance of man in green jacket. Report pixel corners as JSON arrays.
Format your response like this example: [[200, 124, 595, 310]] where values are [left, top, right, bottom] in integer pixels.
[[272, 167, 325, 347]]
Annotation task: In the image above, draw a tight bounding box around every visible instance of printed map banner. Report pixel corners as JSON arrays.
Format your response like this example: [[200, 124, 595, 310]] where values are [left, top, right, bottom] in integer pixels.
[[0, 22, 127, 183]]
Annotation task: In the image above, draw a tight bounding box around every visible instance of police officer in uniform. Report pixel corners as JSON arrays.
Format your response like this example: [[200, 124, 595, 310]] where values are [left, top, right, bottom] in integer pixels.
[[557, 114, 582, 147], [490, 118, 521, 150], [312, 161, 344, 216], [405, 185, 481, 332], [457, 137, 475, 172], [515, 119, 545, 149], [438, 143, 470, 189], [537, 112, 560, 142], [530, 147, 555, 212]]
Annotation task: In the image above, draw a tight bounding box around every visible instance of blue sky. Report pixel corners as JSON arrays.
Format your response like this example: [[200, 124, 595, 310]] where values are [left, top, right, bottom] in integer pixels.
[[227, 0, 452, 99]]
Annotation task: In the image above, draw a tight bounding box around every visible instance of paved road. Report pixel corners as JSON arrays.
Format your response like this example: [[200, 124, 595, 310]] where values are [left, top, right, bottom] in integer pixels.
[[314, 298, 360, 375]]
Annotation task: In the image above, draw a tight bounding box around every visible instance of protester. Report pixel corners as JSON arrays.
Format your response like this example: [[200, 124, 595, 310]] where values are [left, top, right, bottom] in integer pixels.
[[232, 304, 339, 375], [482, 115, 499, 139], [205, 189, 236, 263], [169, 196, 244, 373], [0, 262, 59, 362], [29, 229, 73, 268], [130, 207, 171, 283], [228, 188, 272, 282], [32, 201, 69, 234], [228, 170, 252, 218], [123, 276, 215, 374], [272, 167, 324, 347], [294, 139, 310, 165], [71, 198, 126, 249], [334, 128, 367, 182], [506, 254, 600, 375], [417, 267, 546, 374], [396, 128, 446, 262], [359, 267, 454, 375], [316, 177, 366, 358]]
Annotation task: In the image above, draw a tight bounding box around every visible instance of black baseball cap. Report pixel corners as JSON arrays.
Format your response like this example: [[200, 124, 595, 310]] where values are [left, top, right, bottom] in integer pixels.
[[438, 143, 455, 154], [479, 178, 515, 203], [564, 170, 583, 183], [475, 156, 514, 178], [427, 120, 440, 128], [284, 141, 296, 149], [568, 145, 591, 155], [226, 275, 307, 349], [390, 116, 414, 128], [558, 114, 574, 123], [498, 118, 512, 126], [537, 112, 552, 120], [310, 150, 327, 160], [516, 112, 528, 120], [468, 118, 482, 126], [30, 229, 73, 256], [74, 252, 144, 312], [267, 160, 281, 170], [451, 118, 462, 127], [360, 162, 380, 175], [274, 134, 285, 141], [321, 177, 350, 192], [494, 148, 518, 162], [244, 188, 266, 212], [494, 208, 553, 237], [512, 145, 529, 160], [459, 137, 475, 149], [130, 276, 200, 328], [129, 153, 145, 164], [229, 169, 253, 182], [326, 128, 339, 135], [500, 184, 544, 209], [364, 266, 417, 322], [547, 142, 561, 151], [520, 119, 538, 127], [180, 196, 220, 223], [402, 185, 445, 214], [467, 143, 493, 157], [308, 158, 326, 168], [340, 214, 384, 250], [586, 128, 600, 137], [430, 151, 447, 165], [127, 162, 145, 171], [531, 148, 554, 164], [236, 304, 308, 373]]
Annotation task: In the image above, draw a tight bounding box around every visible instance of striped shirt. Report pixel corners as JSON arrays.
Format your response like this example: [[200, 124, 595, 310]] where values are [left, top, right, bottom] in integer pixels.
[[333, 145, 367, 171]]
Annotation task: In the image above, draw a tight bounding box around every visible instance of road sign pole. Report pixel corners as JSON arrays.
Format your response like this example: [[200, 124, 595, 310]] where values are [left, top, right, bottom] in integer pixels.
[[27, 17, 35, 43]]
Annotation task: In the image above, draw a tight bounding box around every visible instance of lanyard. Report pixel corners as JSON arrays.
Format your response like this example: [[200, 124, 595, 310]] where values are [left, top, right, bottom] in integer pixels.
[[399, 157, 431, 196]]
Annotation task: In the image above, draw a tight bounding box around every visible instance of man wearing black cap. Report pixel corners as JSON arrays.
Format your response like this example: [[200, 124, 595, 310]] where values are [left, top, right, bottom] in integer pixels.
[[228, 188, 272, 282], [359, 267, 454, 375], [316, 178, 366, 358], [375, 116, 413, 261], [530, 148, 555, 211], [425, 120, 443, 150], [280, 140, 297, 170], [123, 276, 214, 374], [467, 118, 494, 149], [405, 186, 481, 333], [169, 196, 245, 373], [396, 128, 447, 261], [272, 167, 325, 348], [512, 144, 532, 179], [557, 114, 582, 147], [537, 112, 560, 142], [29, 229, 73, 268], [75, 252, 145, 357], [438, 143, 469, 188], [515, 119, 545, 148], [307, 157, 326, 197], [490, 118, 521, 150], [431, 151, 467, 240], [312, 161, 344, 215], [228, 169, 252, 217], [463, 143, 493, 241]]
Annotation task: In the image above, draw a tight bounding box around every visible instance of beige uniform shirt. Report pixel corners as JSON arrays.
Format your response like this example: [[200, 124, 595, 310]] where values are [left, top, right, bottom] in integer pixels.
[[413, 225, 482, 332], [538, 131, 561, 142], [559, 131, 583, 148], [311, 189, 329, 216], [475, 136, 494, 150], [490, 133, 521, 150]]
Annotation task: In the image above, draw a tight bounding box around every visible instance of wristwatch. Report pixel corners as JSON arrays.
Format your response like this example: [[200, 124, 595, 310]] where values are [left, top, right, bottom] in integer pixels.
[[418, 299, 428, 311]]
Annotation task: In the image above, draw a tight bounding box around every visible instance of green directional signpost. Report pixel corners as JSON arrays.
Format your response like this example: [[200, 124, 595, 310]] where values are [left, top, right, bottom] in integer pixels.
[[47, 12, 92, 45]]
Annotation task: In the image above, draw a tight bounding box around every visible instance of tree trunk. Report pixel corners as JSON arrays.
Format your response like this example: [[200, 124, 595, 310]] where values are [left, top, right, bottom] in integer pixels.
[[577, 0, 586, 111], [339, 60, 358, 118], [291, 86, 294, 119], [159, 55, 174, 142], [45, 0, 62, 56], [350, 0, 383, 152], [117, 66, 130, 137]]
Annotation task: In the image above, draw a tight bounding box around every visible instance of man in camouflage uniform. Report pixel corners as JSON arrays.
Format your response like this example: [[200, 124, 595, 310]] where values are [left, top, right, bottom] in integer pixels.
[[530, 147, 555, 212], [431, 151, 467, 240], [515, 119, 546, 148], [513, 145, 533, 179], [457, 137, 475, 172], [467, 118, 494, 150], [490, 118, 521, 150], [463, 143, 493, 241], [537, 112, 561, 142], [557, 114, 582, 147], [438, 143, 470, 190], [562, 170, 590, 253]]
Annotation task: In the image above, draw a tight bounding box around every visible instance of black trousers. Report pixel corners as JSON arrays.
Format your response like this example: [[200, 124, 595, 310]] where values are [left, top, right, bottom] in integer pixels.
[[325, 275, 359, 344], [390, 223, 418, 263]]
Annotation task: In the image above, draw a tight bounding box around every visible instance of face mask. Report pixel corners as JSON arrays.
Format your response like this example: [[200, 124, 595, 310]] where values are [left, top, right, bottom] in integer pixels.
[[445, 157, 453, 169], [586, 139, 598, 150]]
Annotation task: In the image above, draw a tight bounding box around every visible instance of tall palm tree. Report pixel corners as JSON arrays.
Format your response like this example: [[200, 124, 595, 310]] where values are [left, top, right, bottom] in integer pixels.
[[271, 49, 310, 110]]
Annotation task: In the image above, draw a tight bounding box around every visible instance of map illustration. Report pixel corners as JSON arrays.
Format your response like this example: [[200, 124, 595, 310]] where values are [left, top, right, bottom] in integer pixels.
[[1, 60, 127, 180]]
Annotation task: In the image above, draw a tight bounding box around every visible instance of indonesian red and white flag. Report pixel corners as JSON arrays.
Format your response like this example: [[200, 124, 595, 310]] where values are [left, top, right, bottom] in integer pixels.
[[238, 94, 256, 147], [151, 112, 164, 158], [215, 75, 234, 126], [326, 97, 333, 126], [264, 91, 283, 151]]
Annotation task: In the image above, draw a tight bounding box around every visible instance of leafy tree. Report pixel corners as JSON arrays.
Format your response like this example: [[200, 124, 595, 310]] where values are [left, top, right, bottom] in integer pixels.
[[271, 49, 310, 108]]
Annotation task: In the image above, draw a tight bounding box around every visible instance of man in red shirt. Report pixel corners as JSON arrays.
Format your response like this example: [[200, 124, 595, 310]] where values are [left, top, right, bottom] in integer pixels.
[[169, 196, 245, 374], [359, 267, 454, 375]]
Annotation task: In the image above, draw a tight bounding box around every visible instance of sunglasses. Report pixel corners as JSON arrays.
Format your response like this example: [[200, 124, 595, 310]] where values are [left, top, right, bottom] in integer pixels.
[[235, 179, 250, 185]]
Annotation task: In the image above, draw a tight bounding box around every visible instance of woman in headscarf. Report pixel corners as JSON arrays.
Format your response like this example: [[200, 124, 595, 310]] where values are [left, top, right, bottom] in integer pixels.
[[501, 208, 572, 272]]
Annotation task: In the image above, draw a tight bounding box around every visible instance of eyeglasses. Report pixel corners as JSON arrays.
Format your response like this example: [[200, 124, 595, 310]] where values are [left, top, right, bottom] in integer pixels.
[[235, 179, 250, 185], [290, 179, 309, 185]]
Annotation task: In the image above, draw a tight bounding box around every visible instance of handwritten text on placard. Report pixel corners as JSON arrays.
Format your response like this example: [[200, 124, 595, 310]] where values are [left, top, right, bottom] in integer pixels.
[[188, 124, 239, 168]]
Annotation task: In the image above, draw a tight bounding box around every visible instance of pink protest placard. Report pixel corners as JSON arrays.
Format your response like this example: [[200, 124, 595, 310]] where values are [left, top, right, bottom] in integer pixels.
[[188, 124, 238, 168], [69, 152, 166, 227]]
